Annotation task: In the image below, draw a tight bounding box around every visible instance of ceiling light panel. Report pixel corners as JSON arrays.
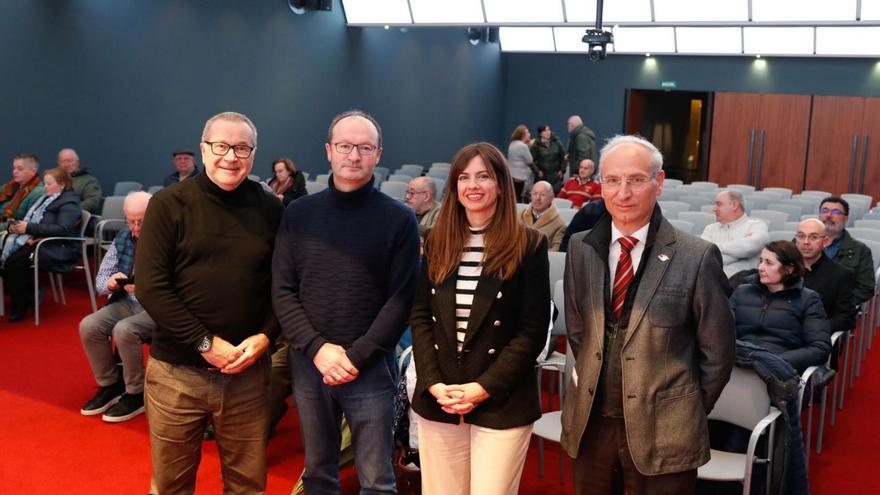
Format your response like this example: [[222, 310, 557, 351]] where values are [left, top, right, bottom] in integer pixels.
[[612, 27, 676, 53], [341, 0, 412, 24], [751, 0, 857, 22], [409, 0, 485, 24], [816, 27, 880, 56], [499, 27, 556, 52], [861, 0, 880, 20], [554, 27, 591, 53], [484, 0, 564, 23], [564, 0, 652, 23], [743, 27, 814, 55], [654, 0, 748, 22], [676, 27, 742, 54]]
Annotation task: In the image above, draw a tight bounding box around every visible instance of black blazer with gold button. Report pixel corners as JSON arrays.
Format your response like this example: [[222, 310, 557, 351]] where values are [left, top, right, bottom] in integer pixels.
[[410, 230, 550, 429]]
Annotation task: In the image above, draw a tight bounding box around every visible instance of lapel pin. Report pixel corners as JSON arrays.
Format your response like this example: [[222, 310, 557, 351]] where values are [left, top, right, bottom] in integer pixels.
[[658, 254, 669, 262]]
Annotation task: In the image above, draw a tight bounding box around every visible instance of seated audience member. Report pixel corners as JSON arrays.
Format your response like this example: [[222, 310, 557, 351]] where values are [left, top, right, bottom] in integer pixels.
[[0, 153, 44, 230], [819, 196, 875, 304], [1, 167, 83, 322], [78, 191, 155, 422], [730, 240, 831, 373], [57, 148, 102, 214], [529, 124, 566, 193], [520, 180, 566, 251], [559, 198, 607, 253], [557, 159, 601, 209], [701, 190, 769, 278], [162, 149, 200, 187], [267, 157, 307, 206], [405, 176, 441, 228], [796, 218, 857, 333]]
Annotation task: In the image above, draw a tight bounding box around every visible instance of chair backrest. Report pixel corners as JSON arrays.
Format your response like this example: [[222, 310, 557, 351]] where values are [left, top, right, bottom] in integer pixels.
[[112, 181, 142, 196], [658, 200, 689, 218], [315, 174, 330, 185], [689, 181, 719, 189], [709, 367, 773, 430], [700, 204, 715, 214], [861, 239, 880, 270], [766, 203, 802, 221], [659, 189, 683, 201], [146, 185, 163, 194], [79, 210, 91, 237], [552, 279, 565, 336], [668, 218, 694, 235], [725, 184, 756, 194], [663, 178, 684, 188], [399, 164, 424, 177], [516, 202, 529, 214], [426, 169, 449, 180], [557, 208, 577, 226], [374, 166, 390, 176], [431, 162, 451, 170], [677, 211, 716, 235], [247, 174, 260, 182], [742, 194, 769, 213], [679, 195, 711, 211], [750, 210, 788, 230], [767, 230, 795, 242], [553, 198, 573, 210], [783, 221, 802, 232], [379, 181, 408, 200], [100, 196, 126, 220], [847, 227, 880, 244], [387, 174, 413, 183], [305, 182, 328, 195], [548, 251, 566, 290], [855, 219, 880, 230], [761, 187, 793, 199], [800, 190, 832, 198]]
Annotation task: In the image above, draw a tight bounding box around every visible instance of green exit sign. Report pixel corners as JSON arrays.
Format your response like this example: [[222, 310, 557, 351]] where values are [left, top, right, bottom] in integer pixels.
[[661, 81, 677, 89]]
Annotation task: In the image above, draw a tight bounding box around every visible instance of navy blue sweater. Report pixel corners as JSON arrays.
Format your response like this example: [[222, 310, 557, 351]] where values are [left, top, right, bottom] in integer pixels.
[[272, 176, 420, 369]]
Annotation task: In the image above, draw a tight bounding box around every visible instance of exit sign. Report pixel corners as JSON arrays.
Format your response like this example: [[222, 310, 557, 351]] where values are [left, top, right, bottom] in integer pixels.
[[661, 81, 677, 89]]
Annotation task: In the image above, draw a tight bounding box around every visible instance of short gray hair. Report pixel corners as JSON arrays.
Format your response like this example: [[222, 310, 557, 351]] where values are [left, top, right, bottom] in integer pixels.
[[599, 135, 663, 176], [123, 191, 152, 213], [722, 190, 745, 211], [201, 111, 258, 146], [532, 181, 553, 194], [411, 176, 436, 199]]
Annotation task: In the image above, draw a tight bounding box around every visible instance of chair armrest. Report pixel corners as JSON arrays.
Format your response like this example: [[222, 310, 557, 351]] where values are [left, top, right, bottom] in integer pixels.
[[744, 407, 783, 463]]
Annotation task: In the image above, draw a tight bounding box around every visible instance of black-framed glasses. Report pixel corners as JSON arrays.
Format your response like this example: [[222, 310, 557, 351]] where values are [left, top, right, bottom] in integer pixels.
[[204, 141, 255, 159], [405, 189, 427, 197], [333, 142, 378, 156], [819, 207, 845, 216]]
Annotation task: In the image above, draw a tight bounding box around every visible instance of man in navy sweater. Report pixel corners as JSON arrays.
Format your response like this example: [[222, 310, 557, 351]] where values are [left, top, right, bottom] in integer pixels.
[[273, 110, 420, 494]]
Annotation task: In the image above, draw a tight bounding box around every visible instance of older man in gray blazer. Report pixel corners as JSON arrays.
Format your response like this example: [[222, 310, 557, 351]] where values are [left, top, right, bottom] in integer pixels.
[[561, 135, 735, 495]]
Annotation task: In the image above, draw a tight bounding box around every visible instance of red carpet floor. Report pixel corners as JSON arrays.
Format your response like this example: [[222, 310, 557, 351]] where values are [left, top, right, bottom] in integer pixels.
[[0, 283, 876, 494]]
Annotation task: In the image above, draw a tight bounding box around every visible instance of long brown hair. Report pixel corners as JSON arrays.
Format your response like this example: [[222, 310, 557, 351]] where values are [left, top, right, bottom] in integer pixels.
[[426, 142, 534, 284], [271, 157, 296, 195]]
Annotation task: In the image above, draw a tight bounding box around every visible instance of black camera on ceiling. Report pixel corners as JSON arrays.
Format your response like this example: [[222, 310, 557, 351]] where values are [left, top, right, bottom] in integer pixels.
[[582, 29, 613, 61]]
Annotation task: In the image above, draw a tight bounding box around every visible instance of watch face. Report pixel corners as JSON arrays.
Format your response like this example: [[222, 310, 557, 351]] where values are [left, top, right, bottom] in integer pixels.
[[198, 337, 211, 352]]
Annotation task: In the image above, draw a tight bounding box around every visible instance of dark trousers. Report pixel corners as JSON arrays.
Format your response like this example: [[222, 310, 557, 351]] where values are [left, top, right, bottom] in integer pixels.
[[571, 415, 697, 495], [3, 244, 35, 309]]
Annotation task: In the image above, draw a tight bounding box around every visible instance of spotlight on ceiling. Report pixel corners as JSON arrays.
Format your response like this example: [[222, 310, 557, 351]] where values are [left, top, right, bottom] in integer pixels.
[[288, 0, 332, 15], [467, 28, 484, 46]]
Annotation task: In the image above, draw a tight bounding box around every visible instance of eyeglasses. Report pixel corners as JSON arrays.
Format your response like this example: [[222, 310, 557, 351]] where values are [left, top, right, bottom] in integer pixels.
[[598, 174, 656, 191], [405, 189, 427, 197], [333, 142, 378, 156], [204, 141, 255, 159], [819, 207, 845, 216], [795, 233, 825, 242]]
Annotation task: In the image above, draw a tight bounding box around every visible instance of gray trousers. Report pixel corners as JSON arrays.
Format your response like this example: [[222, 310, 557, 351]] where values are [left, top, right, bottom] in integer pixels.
[[78, 298, 154, 394]]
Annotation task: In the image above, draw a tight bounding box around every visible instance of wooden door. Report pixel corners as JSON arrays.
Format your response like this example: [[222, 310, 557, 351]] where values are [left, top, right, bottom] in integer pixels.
[[857, 97, 880, 203], [708, 92, 761, 186], [804, 96, 865, 194], [753, 94, 812, 193]]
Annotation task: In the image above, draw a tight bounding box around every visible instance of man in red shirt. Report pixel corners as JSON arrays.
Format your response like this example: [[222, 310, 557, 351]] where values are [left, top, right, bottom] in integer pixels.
[[558, 159, 601, 209]]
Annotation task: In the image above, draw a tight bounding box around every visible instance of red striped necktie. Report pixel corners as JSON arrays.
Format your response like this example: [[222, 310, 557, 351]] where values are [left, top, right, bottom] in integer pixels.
[[612, 236, 639, 319]]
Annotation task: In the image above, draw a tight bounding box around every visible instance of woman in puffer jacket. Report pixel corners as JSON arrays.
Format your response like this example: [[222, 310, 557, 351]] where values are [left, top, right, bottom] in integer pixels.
[[730, 240, 831, 373]]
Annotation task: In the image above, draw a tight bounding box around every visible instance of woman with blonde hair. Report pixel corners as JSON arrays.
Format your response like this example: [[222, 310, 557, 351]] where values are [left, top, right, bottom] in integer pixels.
[[507, 125, 534, 201], [410, 142, 550, 495]]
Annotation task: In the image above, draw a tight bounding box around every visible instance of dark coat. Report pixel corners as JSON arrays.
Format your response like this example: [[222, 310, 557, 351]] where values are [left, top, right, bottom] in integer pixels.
[[410, 230, 550, 430], [559, 199, 607, 252], [24, 189, 83, 270], [162, 167, 200, 187], [566, 124, 597, 176], [561, 211, 735, 475], [803, 254, 857, 333], [268, 171, 307, 206], [530, 135, 566, 185], [832, 230, 875, 304], [731, 275, 831, 373]]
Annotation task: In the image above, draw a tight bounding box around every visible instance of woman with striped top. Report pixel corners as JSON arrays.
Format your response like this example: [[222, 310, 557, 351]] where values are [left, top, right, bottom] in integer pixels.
[[410, 142, 550, 495]]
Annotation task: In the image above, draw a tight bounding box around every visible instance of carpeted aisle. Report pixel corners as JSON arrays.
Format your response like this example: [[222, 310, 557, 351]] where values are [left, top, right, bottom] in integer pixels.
[[0, 285, 877, 494]]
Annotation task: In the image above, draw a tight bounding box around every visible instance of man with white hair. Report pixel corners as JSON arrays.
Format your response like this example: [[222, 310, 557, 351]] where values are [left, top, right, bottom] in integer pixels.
[[796, 218, 857, 333], [405, 176, 441, 228], [78, 191, 155, 423], [520, 180, 567, 251], [57, 148, 103, 214], [701, 190, 769, 278]]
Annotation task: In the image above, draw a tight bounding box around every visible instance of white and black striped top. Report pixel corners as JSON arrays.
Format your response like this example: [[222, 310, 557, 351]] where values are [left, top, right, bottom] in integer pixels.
[[455, 227, 485, 353]]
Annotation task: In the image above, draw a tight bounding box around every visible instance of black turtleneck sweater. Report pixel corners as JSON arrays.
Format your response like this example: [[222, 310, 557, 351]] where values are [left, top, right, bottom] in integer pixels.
[[137, 172, 283, 367], [272, 175, 420, 369]]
